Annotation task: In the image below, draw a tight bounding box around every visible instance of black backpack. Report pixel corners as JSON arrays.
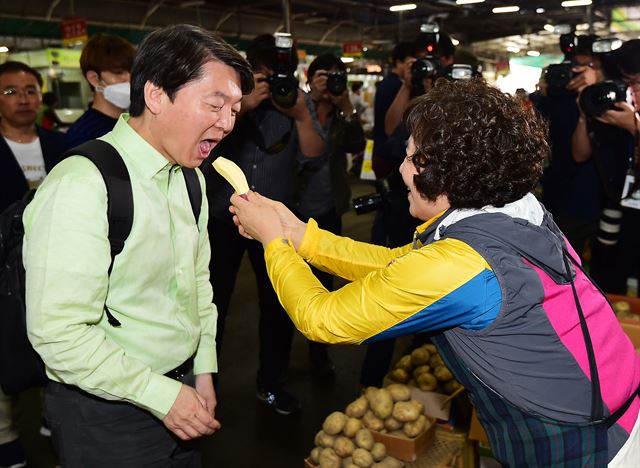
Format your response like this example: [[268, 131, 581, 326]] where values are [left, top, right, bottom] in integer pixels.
[[0, 140, 202, 395]]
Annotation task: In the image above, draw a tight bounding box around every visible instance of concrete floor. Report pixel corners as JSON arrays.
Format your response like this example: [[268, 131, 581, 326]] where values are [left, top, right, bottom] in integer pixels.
[[15, 177, 411, 468]]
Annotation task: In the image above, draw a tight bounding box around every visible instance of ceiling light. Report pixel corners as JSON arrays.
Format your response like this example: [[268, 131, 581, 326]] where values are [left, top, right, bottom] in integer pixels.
[[561, 0, 592, 7], [341, 57, 355, 63], [527, 50, 541, 56], [451, 37, 460, 46], [536, 8, 545, 13], [543, 24, 555, 33], [389, 3, 417, 12], [507, 46, 520, 53], [456, 0, 485, 4], [492, 6, 519, 14], [0, 46, 8, 53], [576, 23, 589, 31]]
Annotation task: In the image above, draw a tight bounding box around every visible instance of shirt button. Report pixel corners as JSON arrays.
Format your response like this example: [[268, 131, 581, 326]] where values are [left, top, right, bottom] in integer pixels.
[[252, 164, 257, 169], [251, 185, 256, 190]]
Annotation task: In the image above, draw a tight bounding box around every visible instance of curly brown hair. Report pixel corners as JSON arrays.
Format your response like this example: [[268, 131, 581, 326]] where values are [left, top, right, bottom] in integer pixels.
[[404, 78, 548, 208]]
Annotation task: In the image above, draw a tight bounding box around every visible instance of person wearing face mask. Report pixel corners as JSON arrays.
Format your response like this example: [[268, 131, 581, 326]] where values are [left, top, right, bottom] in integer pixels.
[[64, 34, 135, 149]]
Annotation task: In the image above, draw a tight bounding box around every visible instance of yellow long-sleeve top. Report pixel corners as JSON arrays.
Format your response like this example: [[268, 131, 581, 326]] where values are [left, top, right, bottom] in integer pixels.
[[263, 217, 501, 345]]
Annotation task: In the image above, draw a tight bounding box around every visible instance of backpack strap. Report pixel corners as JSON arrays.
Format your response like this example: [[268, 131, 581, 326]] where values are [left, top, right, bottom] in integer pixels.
[[182, 168, 202, 226]]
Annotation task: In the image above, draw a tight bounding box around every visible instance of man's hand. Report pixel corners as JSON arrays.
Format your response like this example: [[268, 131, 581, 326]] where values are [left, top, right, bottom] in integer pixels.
[[567, 66, 599, 93], [163, 384, 221, 440], [240, 73, 270, 115], [596, 101, 639, 135], [195, 373, 217, 418], [401, 57, 417, 90], [309, 70, 328, 102]]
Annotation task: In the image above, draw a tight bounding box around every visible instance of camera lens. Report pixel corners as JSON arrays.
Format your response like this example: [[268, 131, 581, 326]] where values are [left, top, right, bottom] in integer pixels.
[[578, 80, 627, 118], [545, 63, 574, 90], [352, 193, 383, 215], [269, 74, 298, 108], [327, 72, 347, 96]]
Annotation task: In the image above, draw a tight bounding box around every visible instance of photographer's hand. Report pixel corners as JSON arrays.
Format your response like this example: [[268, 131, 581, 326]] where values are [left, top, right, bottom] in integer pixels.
[[596, 102, 639, 135], [240, 73, 270, 117], [331, 89, 355, 116], [567, 66, 600, 93]]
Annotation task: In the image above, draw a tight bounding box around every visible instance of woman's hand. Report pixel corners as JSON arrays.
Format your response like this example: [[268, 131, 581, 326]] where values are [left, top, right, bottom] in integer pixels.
[[230, 192, 307, 249]]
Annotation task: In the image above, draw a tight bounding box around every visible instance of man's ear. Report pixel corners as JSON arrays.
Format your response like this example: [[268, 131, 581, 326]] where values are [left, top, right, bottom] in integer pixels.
[[85, 71, 100, 89], [144, 81, 166, 115]]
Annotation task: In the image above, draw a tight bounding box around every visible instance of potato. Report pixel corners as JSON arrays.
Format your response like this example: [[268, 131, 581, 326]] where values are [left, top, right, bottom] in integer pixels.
[[346, 396, 369, 418], [345, 465, 359, 468], [395, 355, 413, 371], [384, 416, 403, 431], [429, 354, 444, 368], [363, 410, 385, 431], [387, 368, 409, 383], [310, 447, 321, 464], [421, 343, 437, 354], [319, 447, 341, 468], [355, 428, 374, 450], [410, 347, 430, 366], [343, 417, 363, 438], [377, 457, 404, 468], [352, 448, 374, 467], [334, 436, 356, 457], [416, 372, 438, 392], [386, 383, 411, 402], [392, 400, 422, 422], [323, 411, 348, 435], [412, 365, 431, 381], [371, 442, 386, 462], [442, 379, 463, 395], [371, 388, 394, 419], [316, 430, 336, 448], [433, 365, 453, 382], [403, 414, 427, 438], [364, 386, 378, 403]]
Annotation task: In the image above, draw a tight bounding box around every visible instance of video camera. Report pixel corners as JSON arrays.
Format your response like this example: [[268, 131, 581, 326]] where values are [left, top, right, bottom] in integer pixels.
[[411, 23, 444, 97], [267, 33, 299, 108]]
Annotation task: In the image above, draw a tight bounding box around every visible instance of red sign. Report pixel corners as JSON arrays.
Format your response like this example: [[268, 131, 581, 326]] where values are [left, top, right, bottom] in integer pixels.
[[61, 17, 87, 45], [343, 41, 363, 57]]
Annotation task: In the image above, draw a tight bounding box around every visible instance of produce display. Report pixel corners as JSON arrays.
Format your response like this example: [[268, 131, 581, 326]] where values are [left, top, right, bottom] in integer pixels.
[[613, 301, 640, 322], [385, 344, 463, 395]]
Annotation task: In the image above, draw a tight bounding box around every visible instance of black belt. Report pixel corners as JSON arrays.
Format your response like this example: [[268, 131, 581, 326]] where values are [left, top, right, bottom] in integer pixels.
[[164, 357, 194, 382]]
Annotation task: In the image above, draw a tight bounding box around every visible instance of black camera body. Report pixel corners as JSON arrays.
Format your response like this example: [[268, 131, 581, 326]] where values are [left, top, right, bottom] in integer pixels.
[[326, 71, 347, 96], [268, 33, 298, 108], [411, 23, 443, 97], [353, 178, 392, 215], [545, 32, 578, 95], [579, 80, 627, 118]]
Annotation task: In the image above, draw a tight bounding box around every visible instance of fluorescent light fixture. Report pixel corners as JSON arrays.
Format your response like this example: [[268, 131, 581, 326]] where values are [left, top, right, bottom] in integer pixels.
[[341, 57, 355, 63], [561, 0, 592, 7], [492, 6, 519, 13], [456, 0, 485, 4], [389, 3, 417, 11], [576, 23, 589, 31], [527, 50, 540, 56], [507, 46, 520, 53], [543, 24, 555, 32], [0, 46, 8, 53], [451, 37, 460, 46], [536, 8, 545, 13]]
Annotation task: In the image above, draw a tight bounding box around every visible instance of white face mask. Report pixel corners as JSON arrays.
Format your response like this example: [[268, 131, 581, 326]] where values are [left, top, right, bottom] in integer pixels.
[[97, 82, 130, 110]]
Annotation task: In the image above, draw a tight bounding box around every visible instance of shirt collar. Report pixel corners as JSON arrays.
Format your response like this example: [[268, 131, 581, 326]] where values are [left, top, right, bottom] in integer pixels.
[[109, 114, 172, 179]]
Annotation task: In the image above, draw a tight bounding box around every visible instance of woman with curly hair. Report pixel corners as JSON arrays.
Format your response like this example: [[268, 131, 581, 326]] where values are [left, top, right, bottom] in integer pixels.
[[229, 78, 640, 466]]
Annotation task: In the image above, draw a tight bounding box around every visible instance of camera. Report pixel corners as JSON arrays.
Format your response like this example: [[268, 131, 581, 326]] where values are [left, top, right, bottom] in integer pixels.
[[545, 27, 578, 94], [326, 71, 347, 96], [578, 80, 627, 118], [267, 32, 298, 108], [446, 64, 473, 81], [411, 23, 443, 97], [352, 178, 391, 215]]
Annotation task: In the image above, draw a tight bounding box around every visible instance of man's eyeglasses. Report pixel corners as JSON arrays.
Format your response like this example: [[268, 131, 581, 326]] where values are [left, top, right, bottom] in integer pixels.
[[1, 87, 41, 98]]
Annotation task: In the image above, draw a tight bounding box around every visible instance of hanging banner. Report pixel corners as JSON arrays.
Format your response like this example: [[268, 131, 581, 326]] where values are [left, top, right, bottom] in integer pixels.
[[612, 7, 640, 32], [343, 41, 363, 58], [61, 17, 88, 47]]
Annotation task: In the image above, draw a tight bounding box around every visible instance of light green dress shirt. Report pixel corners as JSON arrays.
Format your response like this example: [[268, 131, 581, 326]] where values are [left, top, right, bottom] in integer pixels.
[[23, 115, 217, 419]]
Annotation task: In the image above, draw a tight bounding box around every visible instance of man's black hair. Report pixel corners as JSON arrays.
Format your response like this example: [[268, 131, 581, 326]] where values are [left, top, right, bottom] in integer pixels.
[[0, 61, 43, 88], [245, 33, 299, 73], [616, 39, 640, 75], [307, 53, 345, 81], [575, 34, 597, 56], [390, 42, 413, 66], [129, 24, 254, 117]]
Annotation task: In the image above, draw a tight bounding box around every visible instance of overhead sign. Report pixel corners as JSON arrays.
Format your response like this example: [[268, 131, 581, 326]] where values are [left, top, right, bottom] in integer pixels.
[[343, 41, 363, 58], [61, 17, 88, 47], [612, 7, 640, 32]]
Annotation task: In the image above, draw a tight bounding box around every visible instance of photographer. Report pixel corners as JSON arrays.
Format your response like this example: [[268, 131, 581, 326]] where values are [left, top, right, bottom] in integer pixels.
[[539, 35, 604, 259], [572, 39, 640, 293], [203, 34, 325, 415]]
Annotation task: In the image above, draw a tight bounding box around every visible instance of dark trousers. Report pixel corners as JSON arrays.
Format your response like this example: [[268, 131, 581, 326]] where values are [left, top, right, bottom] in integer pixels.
[[45, 381, 200, 468], [553, 213, 598, 261], [209, 217, 294, 389]]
